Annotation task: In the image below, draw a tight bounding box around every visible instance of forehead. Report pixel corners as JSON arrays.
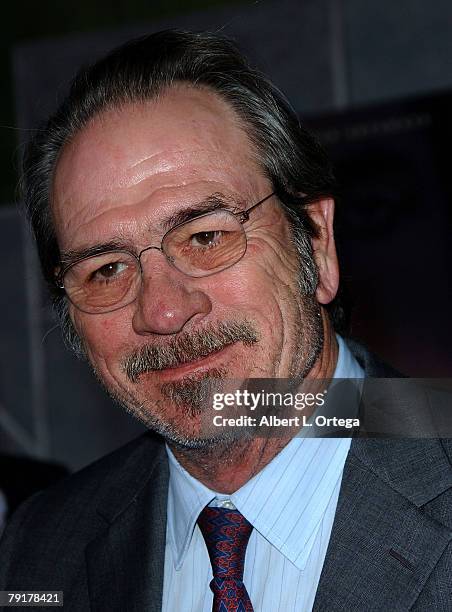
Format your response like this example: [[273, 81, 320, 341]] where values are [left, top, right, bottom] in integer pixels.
[[52, 86, 264, 250]]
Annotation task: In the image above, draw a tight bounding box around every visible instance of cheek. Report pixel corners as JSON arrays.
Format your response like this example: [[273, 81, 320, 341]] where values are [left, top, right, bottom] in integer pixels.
[[228, 236, 301, 302], [73, 309, 131, 370], [216, 244, 316, 377], [206, 258, 297, 336]]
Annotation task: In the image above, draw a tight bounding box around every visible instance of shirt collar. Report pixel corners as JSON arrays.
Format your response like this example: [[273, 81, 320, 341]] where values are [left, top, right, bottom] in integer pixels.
[[166, 448, 216, 570], [334, 334, 364, 379], [165, 334, 364, 570]]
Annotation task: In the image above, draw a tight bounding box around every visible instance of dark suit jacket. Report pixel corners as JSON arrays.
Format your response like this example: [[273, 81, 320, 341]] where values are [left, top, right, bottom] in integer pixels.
[[1, 341, 452, 611]]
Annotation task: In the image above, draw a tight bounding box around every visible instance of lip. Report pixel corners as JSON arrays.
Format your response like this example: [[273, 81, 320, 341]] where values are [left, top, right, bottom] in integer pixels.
[[149, 344, 233, 382]]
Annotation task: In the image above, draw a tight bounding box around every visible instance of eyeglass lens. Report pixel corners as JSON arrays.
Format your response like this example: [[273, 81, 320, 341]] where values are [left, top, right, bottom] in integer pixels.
[[63, 209, 247, 313]]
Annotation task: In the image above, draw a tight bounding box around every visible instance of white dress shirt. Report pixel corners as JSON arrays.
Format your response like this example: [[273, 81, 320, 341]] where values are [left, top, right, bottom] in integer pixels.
[[162, 335, 364, 611]]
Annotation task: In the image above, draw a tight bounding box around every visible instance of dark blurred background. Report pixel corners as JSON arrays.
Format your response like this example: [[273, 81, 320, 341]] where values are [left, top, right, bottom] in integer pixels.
[[0, 0, 451, 501]]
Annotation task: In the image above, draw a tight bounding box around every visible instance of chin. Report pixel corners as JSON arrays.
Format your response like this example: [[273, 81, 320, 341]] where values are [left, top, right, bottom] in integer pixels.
[[121, 370, 260, 449], [124, 397, 247, 450]]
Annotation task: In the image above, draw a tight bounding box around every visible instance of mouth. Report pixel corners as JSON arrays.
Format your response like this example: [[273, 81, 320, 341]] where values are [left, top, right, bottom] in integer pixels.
[[143, 344, 233, 382]]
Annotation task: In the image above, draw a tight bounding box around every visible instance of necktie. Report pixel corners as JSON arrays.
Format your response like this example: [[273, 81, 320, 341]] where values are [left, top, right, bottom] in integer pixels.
[[197, 506, 254, 612]]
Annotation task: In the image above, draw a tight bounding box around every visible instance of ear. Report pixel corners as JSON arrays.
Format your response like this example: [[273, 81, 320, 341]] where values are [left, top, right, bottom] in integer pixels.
[[307, 198, 339, 305]]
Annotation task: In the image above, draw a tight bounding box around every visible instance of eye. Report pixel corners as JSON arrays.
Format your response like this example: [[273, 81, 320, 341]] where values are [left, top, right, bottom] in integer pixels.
[[92, 261, 128, 281], [190, 230, 223, 248]]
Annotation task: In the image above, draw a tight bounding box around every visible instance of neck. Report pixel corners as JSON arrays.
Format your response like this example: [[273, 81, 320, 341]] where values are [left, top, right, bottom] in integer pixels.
[[170, 311, 338, 493]]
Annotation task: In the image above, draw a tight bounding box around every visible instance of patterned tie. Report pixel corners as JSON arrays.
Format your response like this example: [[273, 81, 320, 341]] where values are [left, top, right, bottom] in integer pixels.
[[197, 505, 254, 612]]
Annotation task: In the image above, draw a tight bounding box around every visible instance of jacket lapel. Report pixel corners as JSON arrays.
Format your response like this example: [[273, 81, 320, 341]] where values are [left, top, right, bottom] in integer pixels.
[[85, 435, 169, 612], [314, 438, 452, 611]]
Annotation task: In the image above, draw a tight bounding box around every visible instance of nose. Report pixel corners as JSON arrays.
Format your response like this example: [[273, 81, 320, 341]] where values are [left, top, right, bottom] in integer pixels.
[[131, 250, 212, 336]]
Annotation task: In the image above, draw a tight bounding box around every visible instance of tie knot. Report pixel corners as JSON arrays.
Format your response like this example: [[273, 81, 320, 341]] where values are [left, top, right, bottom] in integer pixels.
[[197, 506, 253, 581]]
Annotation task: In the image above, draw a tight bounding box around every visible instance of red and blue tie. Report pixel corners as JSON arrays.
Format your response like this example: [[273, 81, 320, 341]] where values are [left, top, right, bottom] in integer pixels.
[[197, 506, 254, 612]]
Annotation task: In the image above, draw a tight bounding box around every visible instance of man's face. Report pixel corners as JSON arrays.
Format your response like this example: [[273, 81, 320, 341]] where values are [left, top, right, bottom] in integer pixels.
[[52, 86, 326, 446]]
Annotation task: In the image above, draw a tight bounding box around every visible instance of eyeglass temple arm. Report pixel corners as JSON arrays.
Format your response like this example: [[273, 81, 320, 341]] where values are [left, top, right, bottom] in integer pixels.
[[238, 190, 314, 223], [237, 191, 276, 223]]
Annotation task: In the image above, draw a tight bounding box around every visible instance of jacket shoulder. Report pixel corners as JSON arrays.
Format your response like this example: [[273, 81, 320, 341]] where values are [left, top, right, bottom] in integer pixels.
[[345, 337, 405, 377], [0, 432, 167, 592]]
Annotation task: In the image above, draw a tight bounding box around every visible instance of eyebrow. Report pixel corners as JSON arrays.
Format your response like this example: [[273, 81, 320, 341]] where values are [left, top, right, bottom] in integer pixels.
[[159, 193, 240, 232], [59, 240, 130, 269]]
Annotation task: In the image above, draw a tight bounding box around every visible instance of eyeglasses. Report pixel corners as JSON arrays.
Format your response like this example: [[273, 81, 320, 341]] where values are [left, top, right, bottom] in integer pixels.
[[56, 192, 275, 314]]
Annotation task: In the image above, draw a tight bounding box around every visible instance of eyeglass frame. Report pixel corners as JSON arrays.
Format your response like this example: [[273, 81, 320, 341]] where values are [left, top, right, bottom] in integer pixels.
[[55, 191, 276, 306]]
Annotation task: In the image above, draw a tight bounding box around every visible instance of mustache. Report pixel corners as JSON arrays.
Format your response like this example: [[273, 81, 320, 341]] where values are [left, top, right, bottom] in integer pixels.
[[121, 321, 259, 383]]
